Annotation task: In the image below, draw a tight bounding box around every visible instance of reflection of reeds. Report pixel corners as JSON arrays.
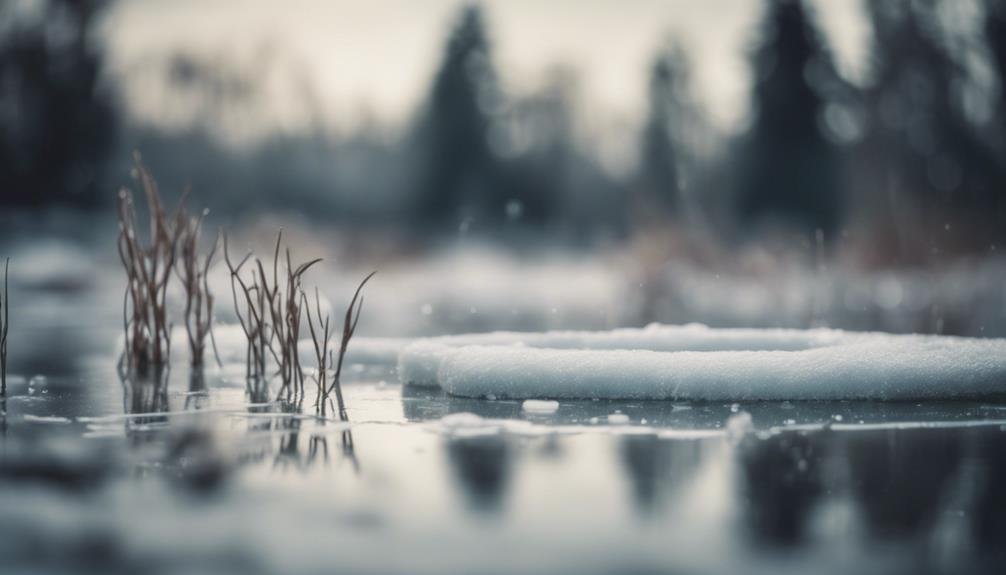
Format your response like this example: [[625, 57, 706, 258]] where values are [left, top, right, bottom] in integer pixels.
[[117, 153, 182, 375], [119, 368, 171, 448], [1, 257, 8, 395]]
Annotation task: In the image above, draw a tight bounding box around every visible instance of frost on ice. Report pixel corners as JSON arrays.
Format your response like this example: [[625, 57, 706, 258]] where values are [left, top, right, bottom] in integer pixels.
[[395, 323, 1006, 401]]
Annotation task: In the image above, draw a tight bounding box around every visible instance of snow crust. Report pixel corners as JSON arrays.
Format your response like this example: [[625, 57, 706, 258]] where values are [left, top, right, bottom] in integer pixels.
[[396, 324, 1006, 400]]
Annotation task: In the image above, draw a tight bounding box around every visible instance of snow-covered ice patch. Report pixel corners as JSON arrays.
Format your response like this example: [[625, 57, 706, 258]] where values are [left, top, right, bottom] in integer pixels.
[[522, 400, 560, 414], [403, 325, 1006, 401], [397, 323, 855, 387]]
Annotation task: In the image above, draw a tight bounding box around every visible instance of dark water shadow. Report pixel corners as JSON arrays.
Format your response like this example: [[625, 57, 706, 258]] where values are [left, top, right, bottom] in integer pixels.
[[446, 433, 511, 516], [737, 430, 827, 547], [618, 433, 710, 518], [732, 425, 1006, 570]]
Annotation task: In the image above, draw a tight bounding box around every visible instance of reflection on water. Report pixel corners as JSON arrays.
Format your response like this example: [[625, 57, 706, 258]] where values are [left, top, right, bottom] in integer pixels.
[[846, 429, 963, 540], [446, 434, 511, 514], [1, 356, 1005, 573], [738, 431, 825, 546], [619, 434, 707, 517]]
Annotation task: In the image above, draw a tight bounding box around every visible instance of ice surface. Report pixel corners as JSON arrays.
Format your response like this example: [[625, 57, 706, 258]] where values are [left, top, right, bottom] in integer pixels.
[[394, 325, 1006, 400]]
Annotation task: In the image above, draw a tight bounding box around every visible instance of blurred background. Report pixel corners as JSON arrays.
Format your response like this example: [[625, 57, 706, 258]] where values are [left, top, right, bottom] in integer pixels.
[[1, 0, 1006, 350]]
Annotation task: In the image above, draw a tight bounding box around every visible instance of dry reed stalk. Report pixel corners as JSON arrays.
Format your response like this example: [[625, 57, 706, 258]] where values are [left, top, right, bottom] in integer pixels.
[[117, 153, 184, 375], [304, 272, 373, 419], [1, 258, 8, 395], [224, 231, 320, 401], [176, 205, 220, 369], [223, 234, 267, 382]]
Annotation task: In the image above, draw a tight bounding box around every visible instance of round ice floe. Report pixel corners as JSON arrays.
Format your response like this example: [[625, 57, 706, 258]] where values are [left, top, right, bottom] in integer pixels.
[[436, 332, 1006, 401], [396, 324, 856, 387]]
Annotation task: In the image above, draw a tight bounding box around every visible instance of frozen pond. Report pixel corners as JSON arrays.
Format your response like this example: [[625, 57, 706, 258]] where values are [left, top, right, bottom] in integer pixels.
[[1, 243, 1005, 575], [3, 361, 1006, 574]]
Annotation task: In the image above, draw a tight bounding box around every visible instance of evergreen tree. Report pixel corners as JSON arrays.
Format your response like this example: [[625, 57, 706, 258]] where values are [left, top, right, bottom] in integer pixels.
[[862, 0, 1003, 250], [416, 4, 503, 231], [985, 0, 1006, 153], [638, 50, 684, 218], [736, 0, 843, 239]]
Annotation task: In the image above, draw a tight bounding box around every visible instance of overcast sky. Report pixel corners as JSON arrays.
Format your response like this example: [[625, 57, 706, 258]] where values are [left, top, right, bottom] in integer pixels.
[[101, 0, 871, 139]]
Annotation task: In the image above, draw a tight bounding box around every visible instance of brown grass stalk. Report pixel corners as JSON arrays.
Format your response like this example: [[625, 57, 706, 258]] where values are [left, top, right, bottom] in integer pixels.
[[117, 153, 184, 375], [303, 273, 374, 418], [223, 234, 268, 383], [176, 205, 220, 369], [224, 231, 320, 401]]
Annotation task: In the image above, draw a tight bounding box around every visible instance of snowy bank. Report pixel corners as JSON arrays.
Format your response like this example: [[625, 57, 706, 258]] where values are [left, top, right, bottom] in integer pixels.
[[396, 324, 1006, 400]]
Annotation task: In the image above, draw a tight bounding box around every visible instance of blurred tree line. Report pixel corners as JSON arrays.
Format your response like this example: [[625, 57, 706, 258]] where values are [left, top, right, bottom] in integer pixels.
[[1, 0, 1005, 261], [0, 0, 114, 208]]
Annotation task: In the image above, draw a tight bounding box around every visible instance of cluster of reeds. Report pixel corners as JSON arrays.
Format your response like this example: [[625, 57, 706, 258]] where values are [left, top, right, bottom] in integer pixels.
[[225, 231, 374, 417], [1, 258, 8, 396], [305, 273, 374, 420], [117, 153, 216, 376], [225, 231, 319, 399]]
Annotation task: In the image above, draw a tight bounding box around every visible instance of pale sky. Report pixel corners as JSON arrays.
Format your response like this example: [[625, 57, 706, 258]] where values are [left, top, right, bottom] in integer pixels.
[[100, 0, 871, 140]]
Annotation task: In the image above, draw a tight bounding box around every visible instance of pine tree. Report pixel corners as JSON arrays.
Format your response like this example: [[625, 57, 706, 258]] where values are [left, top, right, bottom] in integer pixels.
[[736, 0, 843, 239], [862, 0, 1003, 251], [638, 51, 683, 217], [985, 0, 1006, 153], [416, 4, 503, 231]]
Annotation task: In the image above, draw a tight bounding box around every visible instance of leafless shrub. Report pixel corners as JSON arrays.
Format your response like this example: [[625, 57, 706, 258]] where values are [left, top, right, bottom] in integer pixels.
[[176, 205, 220, 369], [117, 153, 184, 376], [1, 257, 9, 396]]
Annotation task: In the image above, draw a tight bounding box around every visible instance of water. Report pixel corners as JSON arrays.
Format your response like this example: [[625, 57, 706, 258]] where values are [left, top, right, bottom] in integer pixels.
[[1, 249, 1004, 574], [3, 354, 1006, 575]]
